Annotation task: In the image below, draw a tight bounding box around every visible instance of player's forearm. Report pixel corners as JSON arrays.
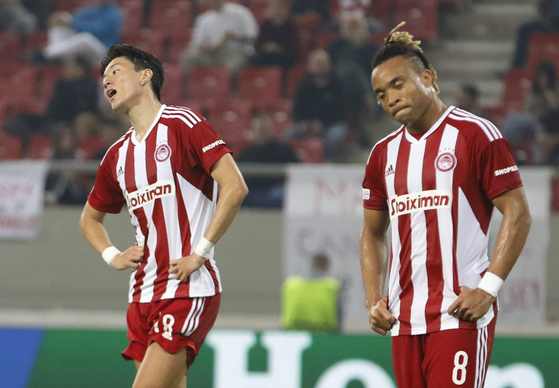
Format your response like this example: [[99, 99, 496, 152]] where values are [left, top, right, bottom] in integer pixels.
[[487, 200, 531, 281], [203, 179, 248, 244], [360, 228, 389, 309], [79, 204, 113, 255]]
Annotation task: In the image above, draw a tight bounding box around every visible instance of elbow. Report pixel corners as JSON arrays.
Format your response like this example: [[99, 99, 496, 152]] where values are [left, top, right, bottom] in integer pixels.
[[237, 180, 249, 204]]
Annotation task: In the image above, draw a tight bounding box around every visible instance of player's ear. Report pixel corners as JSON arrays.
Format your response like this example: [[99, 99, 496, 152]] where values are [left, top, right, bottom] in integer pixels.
[[140, 69, 153, 86], [420, 69, 434, 89]]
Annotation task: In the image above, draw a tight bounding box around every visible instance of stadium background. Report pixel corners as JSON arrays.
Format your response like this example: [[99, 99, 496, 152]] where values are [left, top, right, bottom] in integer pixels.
[[2, 0, 559, 386]]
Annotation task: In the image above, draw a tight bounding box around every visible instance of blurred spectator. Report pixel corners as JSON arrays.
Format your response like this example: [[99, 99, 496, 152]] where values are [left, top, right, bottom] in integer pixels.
[[93, 116, 128, 160], [501, 62, 559, 164], [335, 0, 384, 32], [0, 0, 37, 34], [286, 49, 349, 161], [31, 0, 122, 66], [455, 83, 491, 119], [237, 112, 299, 208], [290, 0, 331, 31], [328, 11, 378, 147], [537, 107, 559, 165], [511, 0, 559, 68], [281, 253, 341, 332], [21, 0, 56, 30], [44, 124, 91, 204], [3, 55, 99, 139], [180, 0, 258, 74], [248, 0, 298, 70]]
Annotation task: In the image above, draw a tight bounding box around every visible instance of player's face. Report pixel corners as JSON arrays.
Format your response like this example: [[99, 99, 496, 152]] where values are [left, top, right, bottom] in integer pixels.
[[102, 57, 144, 112], [372, 56, 435, 129]]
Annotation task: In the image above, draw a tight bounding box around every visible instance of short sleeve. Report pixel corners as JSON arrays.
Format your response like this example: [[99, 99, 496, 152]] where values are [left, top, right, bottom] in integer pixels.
[[88, 153, 126, 213], [184, 118, 232, 174], [362, 145, 388, 210], [479, 137, 523, 200]]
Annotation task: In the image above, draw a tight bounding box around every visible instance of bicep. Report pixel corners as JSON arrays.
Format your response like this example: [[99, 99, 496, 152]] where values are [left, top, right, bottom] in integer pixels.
[[491, 187, 530, 216], [210, 153, 247, 189], [362, 208, 390, 239]]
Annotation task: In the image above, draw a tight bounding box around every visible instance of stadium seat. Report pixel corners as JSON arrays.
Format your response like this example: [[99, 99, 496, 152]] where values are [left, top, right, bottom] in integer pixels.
[[165, 30, 192, 65], [159, 64, 185, 105], [123, 29, 165, 61], [238, 66, 282, 104], [254, 99, 292, 138], [149, 0, 193, 36], [394, 0, 438, 41], [285, 65, 307, 99], [187, 66, 232, 101], [296, 29, 315, 64], [501, 68, 532, 113], [371, 0, 393, 25], [289, 137, 324, 163], [120, 0, 144, 35], [24, 31, 48, 52], [0, 66, 38, 103], [208, 99, 253, 154], [0, 133, 23, 160], [526, 33, 559, 75], [28, 135, 53, 160], [0, 32, 20, 63]]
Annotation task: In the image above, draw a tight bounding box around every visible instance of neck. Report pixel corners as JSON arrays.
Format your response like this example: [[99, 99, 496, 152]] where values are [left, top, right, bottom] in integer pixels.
[[407, 97, 447, 135], [126, 96, 163, 141]]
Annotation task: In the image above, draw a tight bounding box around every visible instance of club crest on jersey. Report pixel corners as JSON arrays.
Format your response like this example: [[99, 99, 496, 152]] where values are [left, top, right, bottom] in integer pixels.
[[435, 152, 457, 172], [390, 189, 452, 218], [126, 179, 175, 210], [155, 143, 172, 162]]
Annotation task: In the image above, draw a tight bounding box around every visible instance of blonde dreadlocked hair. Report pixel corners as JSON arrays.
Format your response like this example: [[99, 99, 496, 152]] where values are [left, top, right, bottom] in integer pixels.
[[372, 22, 440, 93]]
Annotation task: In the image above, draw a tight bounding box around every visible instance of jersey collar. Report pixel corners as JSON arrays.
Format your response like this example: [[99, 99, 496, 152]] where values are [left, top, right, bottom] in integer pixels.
[[403, 105, 455, 143], [130, 104, 167, 146]]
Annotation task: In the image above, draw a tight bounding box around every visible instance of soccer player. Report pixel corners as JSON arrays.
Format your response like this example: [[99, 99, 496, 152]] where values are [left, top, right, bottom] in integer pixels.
[[360, 23, 532, 388], [79, 44, 248, 388]]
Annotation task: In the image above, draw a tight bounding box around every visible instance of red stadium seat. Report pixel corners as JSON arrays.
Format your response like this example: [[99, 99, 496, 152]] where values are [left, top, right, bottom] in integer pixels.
[[123, 29, 165, 60], [121, 0, 144, 35], [28, 135, 53, 160], [527, 33, 559, 75], [395, 0, 438, 41], [501, 69, 532, 113], [289, 137, 324, 163], [160, 64, 185, 105], [149, 0, 193, 36], [0, 32, 20, 63], [165, 29, 192, 65], [208, 99, 253, 154], [0, 133, 23, 160], [0, 66, 38, 103], [371, 0, 393, 25], [187, 66, 232, 101], [238, 66, 282, 104], [25, 31, 48, 52], [254, 99, 292, 138], [77, 135, 105, 160]]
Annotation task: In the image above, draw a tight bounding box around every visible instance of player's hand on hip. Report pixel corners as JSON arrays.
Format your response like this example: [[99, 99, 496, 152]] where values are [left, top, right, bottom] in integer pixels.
[[169, 254, 207, 282], [368, 297, 396, 336], [448, 286, 494, 322], [111, 246, 144, 270]]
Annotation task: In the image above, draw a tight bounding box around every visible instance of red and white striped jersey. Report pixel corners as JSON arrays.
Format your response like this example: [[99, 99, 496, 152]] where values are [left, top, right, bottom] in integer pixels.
[[88, 105, 231, 303], [362, 106, 523, 336]]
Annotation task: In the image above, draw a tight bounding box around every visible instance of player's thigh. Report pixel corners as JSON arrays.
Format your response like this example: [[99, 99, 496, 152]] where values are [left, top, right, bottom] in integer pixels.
[[424, 325, 495, 388], [392, 335, 428, 388], [132, 342, 187, 388]]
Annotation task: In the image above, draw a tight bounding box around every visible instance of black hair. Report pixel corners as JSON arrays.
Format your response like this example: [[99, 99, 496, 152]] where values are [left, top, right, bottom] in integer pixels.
[[372, 22, 439, 93], [101, 44, 165, 101]]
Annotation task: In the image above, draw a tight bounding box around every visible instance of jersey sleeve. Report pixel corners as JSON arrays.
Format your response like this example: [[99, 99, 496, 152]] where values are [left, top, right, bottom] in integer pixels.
[[362, 144, 388, 210], [479, 136, 523, 200], [88, 152, 126, 213], [184, 116, 232, 174]]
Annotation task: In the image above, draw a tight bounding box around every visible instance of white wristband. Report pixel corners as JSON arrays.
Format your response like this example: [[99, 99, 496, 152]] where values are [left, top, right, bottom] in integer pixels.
[[194, 237, 214, 259], [477, 272, 504, 298], [102, 246, 121, 266]]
